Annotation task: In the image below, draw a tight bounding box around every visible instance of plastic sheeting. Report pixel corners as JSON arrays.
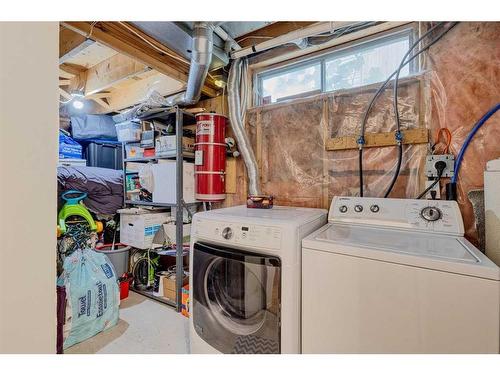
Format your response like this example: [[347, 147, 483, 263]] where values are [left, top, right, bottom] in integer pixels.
[[245, 22, 500, 245], [426, 22, 500, 244], [246, 77, 427, 208]]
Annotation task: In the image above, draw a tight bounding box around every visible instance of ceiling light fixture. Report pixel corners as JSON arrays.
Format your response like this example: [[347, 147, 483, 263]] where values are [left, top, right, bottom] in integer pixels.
[[71, 91, 85, 110]]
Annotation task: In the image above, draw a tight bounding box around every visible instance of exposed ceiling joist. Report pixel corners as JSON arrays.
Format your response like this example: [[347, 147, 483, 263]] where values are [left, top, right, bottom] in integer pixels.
[[91, 97, 111, 110], [249, 21, 411, 69], [93, 71, 185, 114], [59, 88, 72, 101], [61, 21, 218, 98], [59, 27, 95, 64], [85, 53, 151, 96], [235, 21, 316, 47]]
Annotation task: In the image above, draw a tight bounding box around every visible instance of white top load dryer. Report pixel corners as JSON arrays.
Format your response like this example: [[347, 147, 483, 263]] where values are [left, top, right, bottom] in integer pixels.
[[302, 196, 500, 354], [189, 205, 327, 354]]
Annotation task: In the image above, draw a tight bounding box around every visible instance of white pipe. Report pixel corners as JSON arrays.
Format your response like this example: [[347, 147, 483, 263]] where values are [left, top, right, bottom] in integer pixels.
[[230, 21, 353, 60], [214, 26, 241, 51]]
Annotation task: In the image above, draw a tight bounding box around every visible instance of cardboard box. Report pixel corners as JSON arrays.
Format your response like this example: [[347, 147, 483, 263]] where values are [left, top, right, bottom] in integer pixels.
[[155, 135, 194, 157], [119, 209, 170, 249], [163, 223, 191, 246], [163, 273, 189, 303], [151, 161, 196, 204]]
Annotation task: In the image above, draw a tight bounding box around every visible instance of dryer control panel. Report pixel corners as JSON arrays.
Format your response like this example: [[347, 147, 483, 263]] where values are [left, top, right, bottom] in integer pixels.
[[192, 218, 282, 250], [329, 196, 465, 236]]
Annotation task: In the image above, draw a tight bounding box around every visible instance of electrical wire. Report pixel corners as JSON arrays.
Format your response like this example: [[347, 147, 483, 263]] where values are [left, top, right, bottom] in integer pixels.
[[416, 160, 447, 199], [433, 128, 452, 154], [357, 22, 458, 197], [416, 174, 442, 199], [452, 103, 500, 184]]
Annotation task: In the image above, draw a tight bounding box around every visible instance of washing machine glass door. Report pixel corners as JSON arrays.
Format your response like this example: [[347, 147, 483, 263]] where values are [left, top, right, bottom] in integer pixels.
[[193, 242, 281, 353]]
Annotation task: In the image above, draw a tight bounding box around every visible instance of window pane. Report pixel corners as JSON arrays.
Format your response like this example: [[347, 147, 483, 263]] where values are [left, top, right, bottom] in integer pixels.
[[261, 63, 321, 104], [325, 34, 410, 92]]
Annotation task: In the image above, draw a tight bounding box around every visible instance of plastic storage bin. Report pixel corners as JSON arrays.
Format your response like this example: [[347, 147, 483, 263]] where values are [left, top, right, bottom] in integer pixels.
[[94, 244, 131, 277], [115, 121, 142, 142], [85, 141, 123, 170]]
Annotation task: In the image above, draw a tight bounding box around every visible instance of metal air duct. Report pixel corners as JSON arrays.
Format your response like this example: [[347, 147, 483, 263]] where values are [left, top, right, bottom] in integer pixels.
[[165, 22, 215, 106]]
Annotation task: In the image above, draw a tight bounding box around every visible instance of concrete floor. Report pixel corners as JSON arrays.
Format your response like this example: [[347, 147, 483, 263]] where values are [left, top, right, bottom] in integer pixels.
[[65, 291, 189, 354]]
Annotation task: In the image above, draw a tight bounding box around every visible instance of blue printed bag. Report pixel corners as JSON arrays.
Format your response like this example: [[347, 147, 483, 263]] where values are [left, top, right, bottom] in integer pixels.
[[58, 248, 119, 349]]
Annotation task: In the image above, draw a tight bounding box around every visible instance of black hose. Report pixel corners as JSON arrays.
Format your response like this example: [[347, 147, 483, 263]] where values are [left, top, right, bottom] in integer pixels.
[[359, 148, 364, 197], [358, 22, 458, 197], [383, 143, 403, 198], [384, 22, 458, 198]]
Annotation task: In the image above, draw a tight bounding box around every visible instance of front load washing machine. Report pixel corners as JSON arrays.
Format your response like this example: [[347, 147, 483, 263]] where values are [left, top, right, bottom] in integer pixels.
[[189, 205, 327, 354]]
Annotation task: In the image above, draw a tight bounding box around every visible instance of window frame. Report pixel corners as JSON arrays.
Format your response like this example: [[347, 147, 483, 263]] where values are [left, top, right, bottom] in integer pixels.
[[253, 24, 418, 106]]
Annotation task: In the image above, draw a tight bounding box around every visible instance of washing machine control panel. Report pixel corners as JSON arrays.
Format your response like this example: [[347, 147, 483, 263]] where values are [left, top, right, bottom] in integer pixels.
[[193, 219, 282, 250], [329, 196, 465, 235]]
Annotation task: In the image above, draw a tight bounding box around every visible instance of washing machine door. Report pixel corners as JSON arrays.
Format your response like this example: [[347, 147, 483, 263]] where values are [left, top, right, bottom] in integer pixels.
[[192, 242, 281, 354]]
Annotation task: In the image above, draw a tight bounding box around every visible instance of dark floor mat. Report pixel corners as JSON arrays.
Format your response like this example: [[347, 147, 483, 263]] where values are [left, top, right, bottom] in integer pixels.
[[231, 335, 279, 354]]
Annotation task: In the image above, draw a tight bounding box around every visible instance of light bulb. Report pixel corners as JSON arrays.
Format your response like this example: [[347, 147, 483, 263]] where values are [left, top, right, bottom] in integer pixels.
[[72, 99, 84, 110]]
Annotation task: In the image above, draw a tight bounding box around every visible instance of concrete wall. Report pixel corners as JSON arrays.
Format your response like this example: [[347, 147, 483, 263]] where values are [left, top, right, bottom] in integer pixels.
[[0, 22, 58, 353]]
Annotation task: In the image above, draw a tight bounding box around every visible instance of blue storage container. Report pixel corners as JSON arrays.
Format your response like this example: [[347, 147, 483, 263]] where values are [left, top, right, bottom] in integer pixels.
[[59, 131, 83, 159]]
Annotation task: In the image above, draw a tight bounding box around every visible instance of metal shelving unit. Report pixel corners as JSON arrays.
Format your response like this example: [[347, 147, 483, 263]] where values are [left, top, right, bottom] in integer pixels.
[[121, 107, 196, 312]]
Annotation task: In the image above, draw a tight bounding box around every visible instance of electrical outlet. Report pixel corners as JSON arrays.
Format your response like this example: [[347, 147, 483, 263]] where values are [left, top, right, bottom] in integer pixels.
[[424, 179, 441, 200], [425, 154, 455, 178]]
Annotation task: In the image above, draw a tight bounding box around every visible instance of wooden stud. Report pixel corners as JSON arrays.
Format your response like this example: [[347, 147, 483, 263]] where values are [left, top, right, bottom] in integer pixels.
[[325, 128, 429, 151], [225, 158, 237, 194], [321, 97, 330, 209]]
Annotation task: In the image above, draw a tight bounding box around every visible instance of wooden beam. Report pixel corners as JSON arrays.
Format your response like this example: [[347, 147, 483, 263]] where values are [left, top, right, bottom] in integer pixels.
[[61, 21, 218, 98], [236, 22, 316, 47], [85, 53, 151, 95], [59, 88, 72, 101], [250, 22, 410, 69], [59, 27, 95, 64], [86, 92, 111, 100], [59, 63, 86, 77], [325, 128, 429, 151], [91, 97, 111, 110], [93, 71, 185, 114]]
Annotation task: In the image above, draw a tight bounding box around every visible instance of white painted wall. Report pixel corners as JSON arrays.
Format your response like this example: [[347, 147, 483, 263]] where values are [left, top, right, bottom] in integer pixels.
[[0, 22, 58, 353]]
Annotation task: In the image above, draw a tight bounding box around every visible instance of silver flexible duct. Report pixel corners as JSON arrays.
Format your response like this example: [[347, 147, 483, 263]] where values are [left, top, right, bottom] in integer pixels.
[[228, 58, 261, 196], [165, 22, 215, 106]]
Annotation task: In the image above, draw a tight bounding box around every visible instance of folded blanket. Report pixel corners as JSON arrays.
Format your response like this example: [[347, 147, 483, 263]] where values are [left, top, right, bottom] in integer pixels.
[[58, 166, 123, 215]]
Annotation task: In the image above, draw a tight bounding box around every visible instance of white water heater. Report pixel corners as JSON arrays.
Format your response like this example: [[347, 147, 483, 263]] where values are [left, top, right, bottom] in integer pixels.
[[485, 158, 500, 266]]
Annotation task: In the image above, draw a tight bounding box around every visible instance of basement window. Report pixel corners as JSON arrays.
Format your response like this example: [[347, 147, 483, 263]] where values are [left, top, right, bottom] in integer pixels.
[[256, 27, 415, 105]]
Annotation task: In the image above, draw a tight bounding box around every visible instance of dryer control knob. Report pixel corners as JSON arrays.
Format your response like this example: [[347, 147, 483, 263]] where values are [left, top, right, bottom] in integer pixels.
[[370, 204, 380, 213], [420, 206, 442, 222], [339, 205, 348, 213], [222, 227, 233, 240], [354, 205, 363, 213]]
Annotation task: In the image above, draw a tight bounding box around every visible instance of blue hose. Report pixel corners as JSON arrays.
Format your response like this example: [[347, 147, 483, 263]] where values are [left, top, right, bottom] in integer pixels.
[[452, 103, 500, 183]]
